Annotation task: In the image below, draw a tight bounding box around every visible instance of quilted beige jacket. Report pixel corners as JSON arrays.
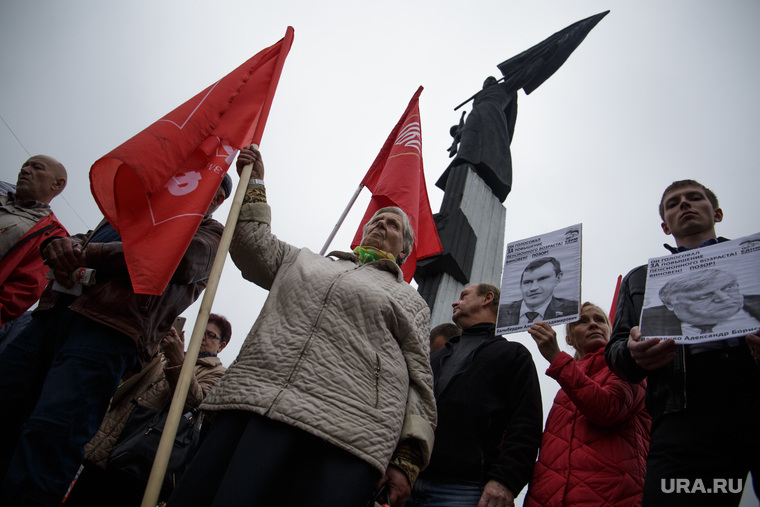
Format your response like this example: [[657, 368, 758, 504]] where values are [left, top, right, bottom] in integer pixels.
[[201, 202, 436, 473]]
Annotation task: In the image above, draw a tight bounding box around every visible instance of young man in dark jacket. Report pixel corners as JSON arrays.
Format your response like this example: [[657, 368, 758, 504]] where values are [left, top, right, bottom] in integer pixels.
[[605, 179, 760, 506], [408, 283, 542, 507]]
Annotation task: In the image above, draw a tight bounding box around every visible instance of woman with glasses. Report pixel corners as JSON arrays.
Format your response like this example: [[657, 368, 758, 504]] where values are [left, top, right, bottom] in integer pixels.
[[64, 314, 232, 507]]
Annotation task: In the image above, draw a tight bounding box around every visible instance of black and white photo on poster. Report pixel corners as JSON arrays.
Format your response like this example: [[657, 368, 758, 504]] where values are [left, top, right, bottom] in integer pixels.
[[496, 224, 582, 335], [640, 232, 760, 344]]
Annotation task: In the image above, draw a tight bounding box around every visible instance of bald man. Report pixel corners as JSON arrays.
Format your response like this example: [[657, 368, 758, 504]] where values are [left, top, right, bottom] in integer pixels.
[[0, 155, 68, 326]]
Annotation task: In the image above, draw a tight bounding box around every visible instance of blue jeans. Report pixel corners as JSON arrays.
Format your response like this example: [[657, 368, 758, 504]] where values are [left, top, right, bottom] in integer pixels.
[[406, 477, 484, 507], [0, 304, 137, 507]]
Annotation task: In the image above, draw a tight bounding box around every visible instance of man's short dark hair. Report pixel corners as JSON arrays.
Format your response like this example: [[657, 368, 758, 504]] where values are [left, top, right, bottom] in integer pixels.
[[429, 323, 461, 342], [475, 283, 501, 307], [659, 180, 719, 220], [208, 313, 233, 344], [521, 257, 561, 282], [220, 173, 233, 199]]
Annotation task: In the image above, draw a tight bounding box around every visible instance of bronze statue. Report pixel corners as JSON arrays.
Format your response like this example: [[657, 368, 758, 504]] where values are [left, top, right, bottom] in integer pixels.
[[441, 77, 518, 202], [437, 10, 609, 204]]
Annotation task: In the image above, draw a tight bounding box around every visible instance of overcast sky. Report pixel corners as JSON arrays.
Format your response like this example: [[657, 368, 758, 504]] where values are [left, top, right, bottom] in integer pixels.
[[2, 1, 758, 503]]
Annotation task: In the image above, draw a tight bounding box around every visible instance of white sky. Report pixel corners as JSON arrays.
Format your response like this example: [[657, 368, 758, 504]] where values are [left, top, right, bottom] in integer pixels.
[[2, 1, 759, 503]]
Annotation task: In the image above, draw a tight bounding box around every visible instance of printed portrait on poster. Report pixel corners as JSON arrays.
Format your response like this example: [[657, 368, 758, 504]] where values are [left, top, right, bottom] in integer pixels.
[[496, 224, 582, 335]]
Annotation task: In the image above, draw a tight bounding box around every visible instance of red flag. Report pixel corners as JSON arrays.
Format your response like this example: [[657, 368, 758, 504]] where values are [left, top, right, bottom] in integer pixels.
[[351, 86, 442, 282], [609, 274, 623, 323], [90, 27, 294, 295]]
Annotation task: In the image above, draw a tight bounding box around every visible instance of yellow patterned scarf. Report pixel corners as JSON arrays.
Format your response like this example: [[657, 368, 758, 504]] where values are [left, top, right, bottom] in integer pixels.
[[353, 246, 396, 264]]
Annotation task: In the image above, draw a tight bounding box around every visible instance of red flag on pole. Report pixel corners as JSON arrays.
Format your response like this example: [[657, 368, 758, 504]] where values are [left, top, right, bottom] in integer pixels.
[[609, 274, 623, 323], [90, 27, 294, 295], [351, 86, 443, 282]]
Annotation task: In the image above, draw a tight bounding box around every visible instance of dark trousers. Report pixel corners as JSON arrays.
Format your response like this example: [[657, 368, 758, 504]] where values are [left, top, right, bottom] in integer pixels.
[[0, 305, 137, 507], [168, 411, 381, 507], [64, 462, 146, 507], [642, 345, 760, 507]]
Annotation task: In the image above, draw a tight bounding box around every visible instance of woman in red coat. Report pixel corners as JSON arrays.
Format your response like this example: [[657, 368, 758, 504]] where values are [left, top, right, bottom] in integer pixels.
[[524, 302, 650, 507]]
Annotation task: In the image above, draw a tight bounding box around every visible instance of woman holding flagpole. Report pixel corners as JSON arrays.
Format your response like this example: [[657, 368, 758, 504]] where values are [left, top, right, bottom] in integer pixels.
[[169, 146, 436, 507]]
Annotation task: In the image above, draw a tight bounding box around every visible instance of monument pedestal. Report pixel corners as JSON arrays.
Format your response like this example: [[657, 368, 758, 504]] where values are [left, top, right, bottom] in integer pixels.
[[416, 164, 505, 325]]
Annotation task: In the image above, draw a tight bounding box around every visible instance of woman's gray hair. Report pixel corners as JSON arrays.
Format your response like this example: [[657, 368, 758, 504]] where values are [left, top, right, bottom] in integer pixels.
[[362, 206, 415, 266]]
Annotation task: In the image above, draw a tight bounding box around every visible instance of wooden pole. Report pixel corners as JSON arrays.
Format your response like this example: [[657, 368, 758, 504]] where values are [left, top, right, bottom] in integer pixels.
[[140, 153, 256, 507]]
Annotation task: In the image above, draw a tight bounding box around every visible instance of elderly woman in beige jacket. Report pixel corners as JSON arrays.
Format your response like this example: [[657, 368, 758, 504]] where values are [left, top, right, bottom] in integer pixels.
[[169, 146, 436, 507]]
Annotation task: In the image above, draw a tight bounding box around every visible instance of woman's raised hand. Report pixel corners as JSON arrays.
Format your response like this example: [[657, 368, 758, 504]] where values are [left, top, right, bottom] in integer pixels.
[[236, 145, 265, 180]]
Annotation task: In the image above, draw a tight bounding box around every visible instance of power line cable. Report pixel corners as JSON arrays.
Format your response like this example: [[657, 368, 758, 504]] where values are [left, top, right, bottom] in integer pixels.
[[0, 113, 31, 155], [1, 112, 91, 230]]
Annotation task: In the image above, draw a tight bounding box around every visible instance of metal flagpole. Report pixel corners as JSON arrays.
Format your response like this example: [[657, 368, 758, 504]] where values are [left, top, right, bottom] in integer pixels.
[[319, 184, 364, 256]]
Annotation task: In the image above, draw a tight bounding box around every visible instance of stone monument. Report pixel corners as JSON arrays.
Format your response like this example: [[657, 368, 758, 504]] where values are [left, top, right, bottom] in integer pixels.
[[416, 11, 609, 325]]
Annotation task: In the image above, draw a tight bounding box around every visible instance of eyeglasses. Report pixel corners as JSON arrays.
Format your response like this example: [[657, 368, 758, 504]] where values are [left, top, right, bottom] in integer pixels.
[[204, 330, 222, 341]]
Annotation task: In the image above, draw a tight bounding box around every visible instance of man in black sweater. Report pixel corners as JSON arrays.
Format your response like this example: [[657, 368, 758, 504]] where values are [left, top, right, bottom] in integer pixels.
[[407, 283, 542, 507]]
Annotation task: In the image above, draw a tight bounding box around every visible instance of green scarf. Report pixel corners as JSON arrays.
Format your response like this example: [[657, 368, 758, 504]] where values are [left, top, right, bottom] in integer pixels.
[[353, 246, 396, 264]]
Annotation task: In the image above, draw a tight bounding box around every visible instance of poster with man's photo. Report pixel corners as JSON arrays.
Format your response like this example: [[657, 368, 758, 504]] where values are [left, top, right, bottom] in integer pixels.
[[496, 224, 582, 335], [640, 232, 760, 344]]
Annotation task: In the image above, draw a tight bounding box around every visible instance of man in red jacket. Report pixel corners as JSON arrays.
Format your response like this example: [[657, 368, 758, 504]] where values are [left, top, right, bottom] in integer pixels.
[[0, 155, 68, 327]]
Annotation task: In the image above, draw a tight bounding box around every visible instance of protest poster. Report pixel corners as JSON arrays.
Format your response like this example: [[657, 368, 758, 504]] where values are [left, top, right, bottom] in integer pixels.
[[496, 224, 582, 335], [640, 232, 760, 344]]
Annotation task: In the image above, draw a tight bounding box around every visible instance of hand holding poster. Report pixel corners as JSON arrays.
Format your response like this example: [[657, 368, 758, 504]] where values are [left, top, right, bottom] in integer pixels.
[[640, 232, 760, 344], [496, 224, 582, 335]]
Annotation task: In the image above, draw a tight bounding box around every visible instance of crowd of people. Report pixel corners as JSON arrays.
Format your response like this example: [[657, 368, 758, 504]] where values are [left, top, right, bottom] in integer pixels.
[[0, 145, 758, 507]]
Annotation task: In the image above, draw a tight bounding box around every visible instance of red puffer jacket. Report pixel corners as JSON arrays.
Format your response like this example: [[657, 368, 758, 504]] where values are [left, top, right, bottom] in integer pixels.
[[525, 347, 650, 507]]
